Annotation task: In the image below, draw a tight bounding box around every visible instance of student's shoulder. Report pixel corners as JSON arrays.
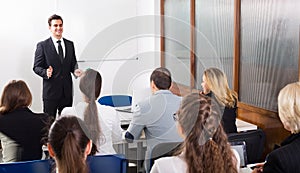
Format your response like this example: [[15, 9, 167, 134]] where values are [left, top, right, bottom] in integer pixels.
[[28, 112, 52, 125], [156, 156, 178, 162], [97, 104, 117, 115], [153, 156, 186, 172], [155, 155, 185, 165], [173, 94, 182, 100], [61, 106, 77, 115]]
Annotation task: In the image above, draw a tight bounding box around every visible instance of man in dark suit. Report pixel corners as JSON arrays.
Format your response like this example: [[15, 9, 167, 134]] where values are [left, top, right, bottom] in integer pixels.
[[33, 14, 82, 118]]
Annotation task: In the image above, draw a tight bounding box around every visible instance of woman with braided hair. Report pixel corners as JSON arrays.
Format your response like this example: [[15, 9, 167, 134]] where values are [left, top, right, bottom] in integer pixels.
[[150, 93, 239, 173]]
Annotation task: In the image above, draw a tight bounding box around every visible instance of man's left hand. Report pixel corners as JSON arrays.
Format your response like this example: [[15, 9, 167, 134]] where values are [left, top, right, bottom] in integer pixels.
[[74, 69, 83, 77]]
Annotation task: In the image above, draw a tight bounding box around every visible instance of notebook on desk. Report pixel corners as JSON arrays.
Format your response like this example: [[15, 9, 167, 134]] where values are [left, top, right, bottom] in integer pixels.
[[230, 141, 248, 168], [116, 106, 132, 113]]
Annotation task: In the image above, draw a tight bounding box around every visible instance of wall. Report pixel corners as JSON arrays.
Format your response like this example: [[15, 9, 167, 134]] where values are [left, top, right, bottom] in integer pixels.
[[0, 0, 160, 112]]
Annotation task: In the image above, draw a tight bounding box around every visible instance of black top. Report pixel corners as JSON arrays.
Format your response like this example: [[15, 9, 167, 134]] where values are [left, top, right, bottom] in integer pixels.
[[263, 133, 300, 173], [0, 107, 49, 161], [205, 92, 237, 134]]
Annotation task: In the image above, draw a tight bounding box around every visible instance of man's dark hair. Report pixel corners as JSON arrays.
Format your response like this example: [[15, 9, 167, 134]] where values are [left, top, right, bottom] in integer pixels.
[[150, 67, 172, 90], [48, 14, 63, 26]]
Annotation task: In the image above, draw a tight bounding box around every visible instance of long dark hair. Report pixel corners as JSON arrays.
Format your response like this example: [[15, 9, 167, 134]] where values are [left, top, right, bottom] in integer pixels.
[[48, 116, 91, 173], [79, 69, 102, 154], [0, 80, 32, 114], [177, 93, 238, 173]]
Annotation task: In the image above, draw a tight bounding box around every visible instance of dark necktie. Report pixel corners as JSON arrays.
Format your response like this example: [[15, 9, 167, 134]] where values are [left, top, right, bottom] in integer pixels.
[[57, 40, 64, 63]]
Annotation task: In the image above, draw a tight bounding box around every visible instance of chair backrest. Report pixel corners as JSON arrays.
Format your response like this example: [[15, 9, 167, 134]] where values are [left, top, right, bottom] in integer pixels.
[[98, 95, 132, 107], [150, 142, 182, 170], [0, 159, 51, 173], [87, 154, 127, 173], [228, 129, 265, 164], [0, 155, 128, 173]]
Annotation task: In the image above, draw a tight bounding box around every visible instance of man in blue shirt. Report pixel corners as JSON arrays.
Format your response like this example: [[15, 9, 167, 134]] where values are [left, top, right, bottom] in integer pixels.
[[125, 67, 183, 172]]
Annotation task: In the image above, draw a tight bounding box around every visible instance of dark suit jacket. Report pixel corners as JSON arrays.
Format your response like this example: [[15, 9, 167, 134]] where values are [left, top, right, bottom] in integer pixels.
[[33, 37, 78, 100], [263, 133, 300, 173], [0, 107, 49, 161]]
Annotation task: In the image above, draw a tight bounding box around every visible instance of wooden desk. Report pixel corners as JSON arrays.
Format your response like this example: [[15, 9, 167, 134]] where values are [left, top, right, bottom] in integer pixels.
[[240, 167, 252, 173], [117, 108, 132, 126], [236, 119, 257, 132]]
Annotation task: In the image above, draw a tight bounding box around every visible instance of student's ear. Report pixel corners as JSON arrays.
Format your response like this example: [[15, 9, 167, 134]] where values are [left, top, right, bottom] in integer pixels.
[[151, 80, 158, 93], [85, 140, 92, 156], [177, 124, 186, 139], [47, 143, 55, 158], [151, 80, 155, 89]]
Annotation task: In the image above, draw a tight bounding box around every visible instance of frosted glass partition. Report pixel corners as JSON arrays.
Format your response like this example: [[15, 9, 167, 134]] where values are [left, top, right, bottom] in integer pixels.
[[195, 0, 234, 90], [164, 0, 191, 85], [240, 0, 300, 111]]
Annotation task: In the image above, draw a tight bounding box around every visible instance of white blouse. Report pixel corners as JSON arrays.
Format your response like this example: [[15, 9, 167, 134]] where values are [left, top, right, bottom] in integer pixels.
[[150, 149, 240, 173], [61, 102, 123, 154]]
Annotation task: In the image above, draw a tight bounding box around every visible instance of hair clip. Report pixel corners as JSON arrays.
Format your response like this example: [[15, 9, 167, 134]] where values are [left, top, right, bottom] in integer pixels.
[[66, 129, 73, 134]]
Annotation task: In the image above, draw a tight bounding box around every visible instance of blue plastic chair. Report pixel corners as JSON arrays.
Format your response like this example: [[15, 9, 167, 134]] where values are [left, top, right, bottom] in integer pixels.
[[87, 154, 128, 173], [98, 95, 132, 107], [0, 159, 52, 173]]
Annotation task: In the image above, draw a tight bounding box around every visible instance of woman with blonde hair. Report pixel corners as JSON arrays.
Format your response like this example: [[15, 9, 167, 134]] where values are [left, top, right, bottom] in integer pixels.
[[201, 67, 238, 133], [150, 93, 239, 173], [253, 82, 300, 173]]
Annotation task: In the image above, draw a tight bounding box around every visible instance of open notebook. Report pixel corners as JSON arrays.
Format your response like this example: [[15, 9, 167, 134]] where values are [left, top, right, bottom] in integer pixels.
[[230, 141, 248, 168]]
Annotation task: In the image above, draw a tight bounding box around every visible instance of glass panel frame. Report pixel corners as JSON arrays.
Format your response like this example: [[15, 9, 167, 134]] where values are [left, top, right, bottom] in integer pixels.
[[239, 0, 300, 111], [164, 0, 191, 86]]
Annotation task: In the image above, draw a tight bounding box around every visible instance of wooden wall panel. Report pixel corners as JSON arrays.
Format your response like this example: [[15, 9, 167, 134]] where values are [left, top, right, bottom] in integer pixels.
[[238, 103, 290, 159]]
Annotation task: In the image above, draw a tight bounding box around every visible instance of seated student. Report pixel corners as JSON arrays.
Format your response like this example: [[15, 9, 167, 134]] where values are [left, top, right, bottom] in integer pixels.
[[125, 67, 183, 172], [200, 67, 238, 133], [252, 82, 300, 173], [61, 68, 122, 154], [48, 116, 92, 173], [0, 80, 49, 162], [150, 93, 239, 173]]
